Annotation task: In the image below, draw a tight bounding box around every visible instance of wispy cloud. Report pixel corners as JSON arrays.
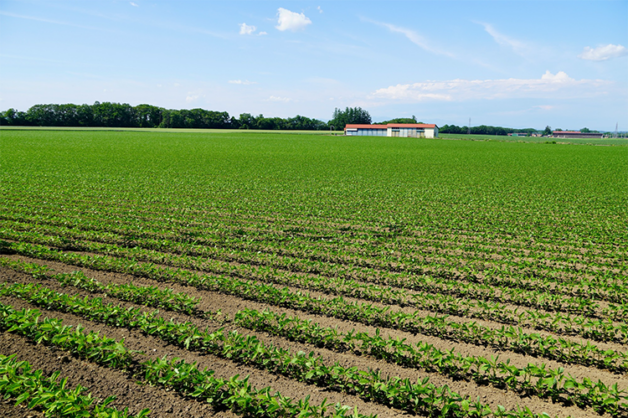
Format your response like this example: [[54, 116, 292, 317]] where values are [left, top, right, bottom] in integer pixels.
[[130, 2, 139, 7], [0, 11, 107, 32], [239, 23, 256, 35], [361, 17, 453, 57], [229, 80, 257, 85], [276, 8, 311, 32], [258, 31, 267, 36], [267, 95, 291, 102], [477, 22, 528, 56], [371, 71, 612, 102], [317, 6, 323, 13], [579, 44, 628, 61], [185, 94, 199, 103]]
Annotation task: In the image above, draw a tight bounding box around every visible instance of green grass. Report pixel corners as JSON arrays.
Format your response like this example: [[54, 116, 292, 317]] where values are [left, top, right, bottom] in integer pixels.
[[1, 129, 626, 244]]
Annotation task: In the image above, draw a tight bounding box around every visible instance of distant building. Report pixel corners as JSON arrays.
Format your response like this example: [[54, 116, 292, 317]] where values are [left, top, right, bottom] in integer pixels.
[[345, 123, 438, 138], [552, 131, 603, 139], [507, 133, 528, 137]]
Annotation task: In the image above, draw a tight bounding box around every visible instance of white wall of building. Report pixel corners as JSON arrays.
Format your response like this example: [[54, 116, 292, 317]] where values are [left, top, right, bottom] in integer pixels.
[[346, 126, 439, 138], [425, 127, 438, 138]]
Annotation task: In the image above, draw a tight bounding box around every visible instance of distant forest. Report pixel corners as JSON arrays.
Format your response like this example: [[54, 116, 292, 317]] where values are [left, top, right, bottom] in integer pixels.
[[1, 102, 547, 134], [439, 124, 540, 135]]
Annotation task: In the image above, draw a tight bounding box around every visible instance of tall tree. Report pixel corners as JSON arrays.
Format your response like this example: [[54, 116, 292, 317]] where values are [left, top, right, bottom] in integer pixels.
[[329, 107, 371, 129]]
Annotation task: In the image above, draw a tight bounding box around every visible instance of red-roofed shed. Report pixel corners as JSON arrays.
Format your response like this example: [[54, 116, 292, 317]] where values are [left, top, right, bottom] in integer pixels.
[[345, 123, 439, 138]]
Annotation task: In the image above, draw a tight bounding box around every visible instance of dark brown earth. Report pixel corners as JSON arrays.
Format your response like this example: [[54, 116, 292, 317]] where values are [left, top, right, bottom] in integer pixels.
[[0, 332, 238, 418], [0, 261, 615, 418], [0, 399, 44, 418]]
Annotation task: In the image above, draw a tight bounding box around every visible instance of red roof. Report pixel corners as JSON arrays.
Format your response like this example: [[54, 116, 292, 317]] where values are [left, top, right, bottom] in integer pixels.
[[553, 131, 581, 134], [387, 123, 437, 128], [345, 123, 437, 130], [345, 124, 387, 129]]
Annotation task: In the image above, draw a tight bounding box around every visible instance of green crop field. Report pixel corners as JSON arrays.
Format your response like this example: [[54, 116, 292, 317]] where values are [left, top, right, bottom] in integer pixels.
[[440, 132, 628, 146], [1, 128, 627, 417]]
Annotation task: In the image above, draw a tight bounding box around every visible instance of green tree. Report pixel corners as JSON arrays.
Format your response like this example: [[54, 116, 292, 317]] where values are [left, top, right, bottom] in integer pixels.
[[0, 108, 28, 126], [136, 104, 163, 127], [543, 126, 552, 136], [238, 113, 255, 129], [330, 107, 371, 129], [378, 117, 420, 124]]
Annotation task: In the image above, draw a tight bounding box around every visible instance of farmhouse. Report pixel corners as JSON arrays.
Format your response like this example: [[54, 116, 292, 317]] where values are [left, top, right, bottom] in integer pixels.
[[345, 123, 439, 138], [552, 131, 603, 139]]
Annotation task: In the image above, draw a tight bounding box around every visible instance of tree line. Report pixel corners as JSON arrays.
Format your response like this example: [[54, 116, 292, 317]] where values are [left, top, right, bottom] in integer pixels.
[[1, 102, 599, 135], [439, 124, 540, 136], [0, 103, 374, 131]]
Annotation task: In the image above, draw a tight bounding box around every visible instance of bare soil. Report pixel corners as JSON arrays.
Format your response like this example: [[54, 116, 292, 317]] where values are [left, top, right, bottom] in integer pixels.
[[0, 261, 621, 418]]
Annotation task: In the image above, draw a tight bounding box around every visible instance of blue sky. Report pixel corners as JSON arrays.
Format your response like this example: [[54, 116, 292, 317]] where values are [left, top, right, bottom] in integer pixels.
[[1, 0, 627, 130]]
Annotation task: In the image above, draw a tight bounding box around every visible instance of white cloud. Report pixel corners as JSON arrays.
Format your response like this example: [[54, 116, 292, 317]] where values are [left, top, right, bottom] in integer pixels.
[[362, 18, 453, 57], [276, 8, 311, 32], [185, 94, 199, 103], [130, 2, 138, 7], [479, 22, 527, 55], [317, 6, 323, 13], [579, 44, 628, 61], [536, 105, 555, 110], [258, 31, 267, 36], [229, 80, 257, 85], [239, 23, 256, 35], [268, 95, 291, 102], [371, 71, 611, 102]]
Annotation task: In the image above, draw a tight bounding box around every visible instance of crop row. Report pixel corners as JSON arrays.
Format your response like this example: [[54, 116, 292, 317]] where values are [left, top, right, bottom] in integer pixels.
[[2, 220, 625, 310], [5, 155, 623, 248], [0, 257, 202, 316], [0, 283, 558, 417], [3, 231, 627, 349], [0, 257, 212, 319], [0, 355, 149, 418], [2, 256, 619, 413], [0, 228, 620, 320], [2, 241, 626, 372], [0, 302, 371, 418], [234, 308, 627, 414], [1, 244, 625, 347], [2, 214, 622, 289], [1, 205, 625, 298], [2, 191, 623, 260]]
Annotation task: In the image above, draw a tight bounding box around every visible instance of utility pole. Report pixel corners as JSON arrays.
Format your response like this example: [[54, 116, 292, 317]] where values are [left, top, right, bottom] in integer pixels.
[[615, 122, 618, 139]]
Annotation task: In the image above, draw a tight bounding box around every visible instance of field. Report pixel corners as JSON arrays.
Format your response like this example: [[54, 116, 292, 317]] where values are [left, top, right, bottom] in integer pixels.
[[439, 133, 628, 146], [0, 128, 627, 418]]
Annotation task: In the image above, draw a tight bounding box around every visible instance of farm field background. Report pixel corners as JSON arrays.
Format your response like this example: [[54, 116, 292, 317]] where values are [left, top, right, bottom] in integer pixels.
[[438, 133, 628, 147], [0, 128, 627, 417]]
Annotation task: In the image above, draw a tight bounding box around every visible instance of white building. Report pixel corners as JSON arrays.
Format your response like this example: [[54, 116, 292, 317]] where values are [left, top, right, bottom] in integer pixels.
[[345, 123, 439, 138]]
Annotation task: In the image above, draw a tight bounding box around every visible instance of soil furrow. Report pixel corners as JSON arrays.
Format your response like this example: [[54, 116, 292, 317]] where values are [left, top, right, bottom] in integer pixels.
[[0, 331, 238, 418], [0, 294, 405, 418], [3, 266, 628, 416]]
